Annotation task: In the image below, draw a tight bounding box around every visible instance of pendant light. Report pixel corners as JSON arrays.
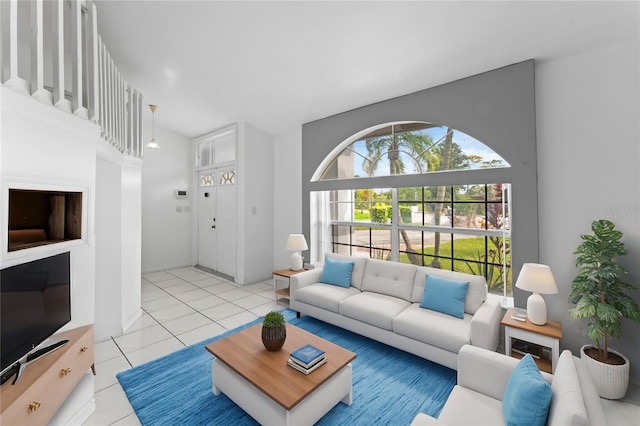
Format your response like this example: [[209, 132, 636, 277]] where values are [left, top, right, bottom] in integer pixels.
[[147, 105, 160, 149]]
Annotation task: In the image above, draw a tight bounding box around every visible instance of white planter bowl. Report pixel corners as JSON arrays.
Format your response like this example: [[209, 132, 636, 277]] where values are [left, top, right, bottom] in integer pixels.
[[580, 345, 630, 400]]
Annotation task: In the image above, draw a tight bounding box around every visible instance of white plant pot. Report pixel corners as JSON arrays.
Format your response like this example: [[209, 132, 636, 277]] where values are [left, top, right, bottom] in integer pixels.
[[580, 345, 630, 400]]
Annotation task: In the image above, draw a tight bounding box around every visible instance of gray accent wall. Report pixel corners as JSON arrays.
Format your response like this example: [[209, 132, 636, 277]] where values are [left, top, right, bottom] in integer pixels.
[[535, 39, 640, 383], [301, 60, 539, 305]]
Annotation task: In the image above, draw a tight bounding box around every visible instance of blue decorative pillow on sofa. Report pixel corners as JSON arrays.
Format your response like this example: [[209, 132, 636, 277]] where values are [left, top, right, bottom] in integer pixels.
[[419, 275, 469, 319], [502, 354, 552, 426], [319, 257, 354, 288]]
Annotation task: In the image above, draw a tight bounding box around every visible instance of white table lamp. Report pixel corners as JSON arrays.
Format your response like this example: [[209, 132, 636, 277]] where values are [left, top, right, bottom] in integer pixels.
[[515, 263, 558, 325], [286, 234, 308, 271]]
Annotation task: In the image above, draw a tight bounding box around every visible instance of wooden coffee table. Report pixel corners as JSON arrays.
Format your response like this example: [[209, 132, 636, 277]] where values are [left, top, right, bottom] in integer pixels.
[[205, 323, 356, 425]]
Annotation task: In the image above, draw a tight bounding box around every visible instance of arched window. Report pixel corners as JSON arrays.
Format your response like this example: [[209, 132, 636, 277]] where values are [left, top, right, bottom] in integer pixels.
[[311, 121, 512, 298], [313, 122, 509, 181]]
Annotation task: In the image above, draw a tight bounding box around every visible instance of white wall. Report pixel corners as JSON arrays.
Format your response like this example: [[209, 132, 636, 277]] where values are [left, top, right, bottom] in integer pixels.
[[1, 87, 99, 419], [94, 143, 143, 341], [236, 121, 275, 284], [141, 125, 193, 272], [273, 129, 303, 269], [1, 88, 97, 329], [536, 38, 640, 382], [1, 86, 143, 343], [120, 160, 142, 330], [95, 155, 123, 338]]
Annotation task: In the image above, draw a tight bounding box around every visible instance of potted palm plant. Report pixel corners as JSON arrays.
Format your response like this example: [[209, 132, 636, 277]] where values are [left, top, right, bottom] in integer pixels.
[[569, 219, 640, 399], [261, 311, 286, 351]]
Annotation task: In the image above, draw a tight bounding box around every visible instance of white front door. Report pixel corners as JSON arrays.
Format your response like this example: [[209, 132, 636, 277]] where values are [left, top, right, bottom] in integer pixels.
[[198, 171, 217, 271], [215, 168, 236, 278], [197, 168, 236, 278]]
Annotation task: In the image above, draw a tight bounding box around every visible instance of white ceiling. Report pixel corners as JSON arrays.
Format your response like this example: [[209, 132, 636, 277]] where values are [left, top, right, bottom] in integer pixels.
[[93, 1, 639, 138]]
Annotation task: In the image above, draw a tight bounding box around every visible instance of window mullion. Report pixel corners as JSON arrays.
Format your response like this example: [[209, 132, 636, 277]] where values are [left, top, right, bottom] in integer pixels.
[[503, 183, 511, 301], [390, 188, 399, 262]]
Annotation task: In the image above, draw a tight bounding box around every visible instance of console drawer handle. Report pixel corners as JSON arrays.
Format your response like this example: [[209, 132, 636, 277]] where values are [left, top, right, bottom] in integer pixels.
[[61, 367, 72, 376], [81, 346, 88, 353], [28, 401, 41, 412]]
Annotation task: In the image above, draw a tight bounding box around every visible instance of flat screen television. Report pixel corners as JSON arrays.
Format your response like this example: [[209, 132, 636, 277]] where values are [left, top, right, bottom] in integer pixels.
[[1, 252, 71, 373]]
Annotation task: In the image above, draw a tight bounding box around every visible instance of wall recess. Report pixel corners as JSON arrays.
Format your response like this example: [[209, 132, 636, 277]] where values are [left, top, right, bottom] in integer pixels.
[[8, 189, 83, 252]]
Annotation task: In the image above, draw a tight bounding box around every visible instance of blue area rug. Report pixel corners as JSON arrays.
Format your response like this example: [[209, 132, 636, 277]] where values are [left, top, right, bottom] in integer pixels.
[[117, 309, 455, 425]]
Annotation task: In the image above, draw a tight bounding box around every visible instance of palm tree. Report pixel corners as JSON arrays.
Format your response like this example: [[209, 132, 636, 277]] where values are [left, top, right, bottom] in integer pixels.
[[363, 124, 438, 265], [431, 127, 454, 268], [364, 127, 439, 176]]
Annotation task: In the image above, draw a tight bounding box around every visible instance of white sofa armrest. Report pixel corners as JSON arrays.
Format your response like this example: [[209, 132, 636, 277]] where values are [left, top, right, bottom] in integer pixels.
[[574, 356, 608, 426], [457, 344, 520, 400], [457, 345, 552, 401], [289, 268, 323, 310], [469, 297, 501, 350]]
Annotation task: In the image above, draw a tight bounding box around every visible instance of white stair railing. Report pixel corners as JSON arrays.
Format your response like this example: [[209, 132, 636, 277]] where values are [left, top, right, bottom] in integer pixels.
[[0, 0, 144, 158]]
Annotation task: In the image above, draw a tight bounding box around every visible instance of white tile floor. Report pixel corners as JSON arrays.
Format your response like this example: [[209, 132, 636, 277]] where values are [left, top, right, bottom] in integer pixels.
[[83, 267, 283, 426], [82, 266, 640, 426]]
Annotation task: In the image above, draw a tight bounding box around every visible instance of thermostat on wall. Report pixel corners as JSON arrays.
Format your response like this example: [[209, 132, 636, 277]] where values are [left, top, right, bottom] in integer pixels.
[[175, 189, 188, 199]]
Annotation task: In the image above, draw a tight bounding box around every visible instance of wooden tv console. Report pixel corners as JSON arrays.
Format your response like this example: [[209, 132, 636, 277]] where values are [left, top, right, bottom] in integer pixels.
[[0, 324, 95, 426]]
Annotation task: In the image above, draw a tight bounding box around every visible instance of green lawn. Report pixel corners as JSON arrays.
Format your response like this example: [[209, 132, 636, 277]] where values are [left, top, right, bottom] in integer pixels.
[[354, 211, 370, 220], [399, 237, 512, 293]]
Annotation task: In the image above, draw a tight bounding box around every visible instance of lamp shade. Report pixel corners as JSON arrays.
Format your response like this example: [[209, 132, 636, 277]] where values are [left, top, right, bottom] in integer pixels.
[[286, 234, 308, 252], [515, 263, 558, 295]]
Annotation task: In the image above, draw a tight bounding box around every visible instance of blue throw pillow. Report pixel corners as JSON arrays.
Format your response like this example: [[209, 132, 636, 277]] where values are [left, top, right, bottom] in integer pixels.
[[319, 257, 354, 288], [502, 354, 552, 426], [419, 275, 469, 319]]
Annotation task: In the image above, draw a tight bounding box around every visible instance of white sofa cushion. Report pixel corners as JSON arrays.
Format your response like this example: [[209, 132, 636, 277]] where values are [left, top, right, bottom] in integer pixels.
[[393, 304, 471, 353], [361, 258, 417, 301], [326, 252, 368, 290], [339, 292, 411, 331], [548, 350, 589, 426], [295, 283, 360, 313], [412, 266, 487, 315], [437, 385, 505, 426]]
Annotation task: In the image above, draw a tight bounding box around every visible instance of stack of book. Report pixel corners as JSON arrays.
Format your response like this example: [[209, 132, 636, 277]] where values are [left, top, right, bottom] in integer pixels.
[[512, 339, 542, 359], [287, 344, 326, 375]]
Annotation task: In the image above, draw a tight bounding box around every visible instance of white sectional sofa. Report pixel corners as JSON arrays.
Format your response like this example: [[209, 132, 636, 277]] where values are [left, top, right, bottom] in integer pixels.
[[411, 345, 607, 426], [290, 253, 502, 370]]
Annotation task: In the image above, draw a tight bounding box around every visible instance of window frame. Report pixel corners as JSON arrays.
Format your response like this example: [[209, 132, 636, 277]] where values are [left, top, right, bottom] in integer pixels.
[[318, 181, 512, 297]]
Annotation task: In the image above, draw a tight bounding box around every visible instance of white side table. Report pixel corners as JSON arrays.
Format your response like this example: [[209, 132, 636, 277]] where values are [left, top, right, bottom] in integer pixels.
[[501, 309, 563, 373], [272, 269, 305, 305]]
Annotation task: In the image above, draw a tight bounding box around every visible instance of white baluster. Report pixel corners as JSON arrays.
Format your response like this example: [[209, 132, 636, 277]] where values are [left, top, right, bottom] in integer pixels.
[[30, 0, 52, 104], [4, 0, 29, 94], [53, 0, 70, 112], [71, 1, 87, 118], [98, 37, 107, 138], [86, 2, 99, 123]]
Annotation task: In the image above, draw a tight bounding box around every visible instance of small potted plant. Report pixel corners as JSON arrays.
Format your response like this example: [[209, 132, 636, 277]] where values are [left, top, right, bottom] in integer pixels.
[[569, 219, 640, 399], [262, 311, 286, 351]]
